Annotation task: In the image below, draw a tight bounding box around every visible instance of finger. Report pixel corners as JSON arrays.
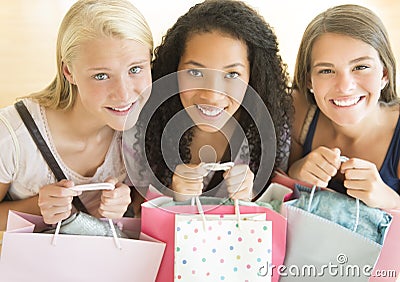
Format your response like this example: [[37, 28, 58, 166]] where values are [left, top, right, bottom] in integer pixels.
[[57, 179, 74, 187], [104, 177, 119, 186], [224, 164, 249, 178], [316, 160, 338, 177], [53, 186, 81, 197], [101, 183, 127, 198], [225, 173, 252, 190], [42, 207, 72, 224], [313, 147, 340, 167], [304, 164, 332, 185], [298, 167, 330, 187], [98, 210, 125, 220], [174, 182, 204, 194], [346, 188, 368, 202], [99, 201, 127, 213], [39, 196, 74, 208], [224, 165, 253, 183], [42, 183, 80, 197], [343, 168, 372, 181], [98, 199, 130, 219], [43, 211, 72, 225], [175, 164, 208, 180], [344, 179, 370, 191], [340, 158, 374, 172], [173, 189, 202, 202], [101, 195, 131, 208], [229, 187, 253, 201], [332, 147, 341, 157], [101, 188, 131, 208]]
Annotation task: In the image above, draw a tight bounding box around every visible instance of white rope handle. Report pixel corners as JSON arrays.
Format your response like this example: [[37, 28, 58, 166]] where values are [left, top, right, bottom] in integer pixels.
[[51, 220, 62, 246], [108, 219, 122, 249], [307, 185, 317, 212], [306, 186, 360, 232], [353, 199, 360, 232], [51, 217, 122, 249], [339, 155, 360, 232], [192, 197, 242, 231], [194, 196, 207, 231], [234, 199, 241, 229]]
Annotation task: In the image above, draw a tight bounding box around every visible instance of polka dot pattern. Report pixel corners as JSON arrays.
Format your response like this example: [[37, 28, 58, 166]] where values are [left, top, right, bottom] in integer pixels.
[[174, 213, 272, 281]]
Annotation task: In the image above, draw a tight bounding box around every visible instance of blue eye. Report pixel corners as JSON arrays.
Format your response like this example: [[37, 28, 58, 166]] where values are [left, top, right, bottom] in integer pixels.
[[130, 66, 142, 74], [188, 69, 203, 77], [225, 72, 239, 79], [94, 73, 109, 80]]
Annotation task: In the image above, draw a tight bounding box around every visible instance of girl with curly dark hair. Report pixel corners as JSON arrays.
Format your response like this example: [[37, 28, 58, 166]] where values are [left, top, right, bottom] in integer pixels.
[[124, 0, 293, 202]]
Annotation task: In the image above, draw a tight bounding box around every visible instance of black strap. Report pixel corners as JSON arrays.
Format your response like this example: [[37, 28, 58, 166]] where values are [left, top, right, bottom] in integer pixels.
[[14, 101, 88, 213]]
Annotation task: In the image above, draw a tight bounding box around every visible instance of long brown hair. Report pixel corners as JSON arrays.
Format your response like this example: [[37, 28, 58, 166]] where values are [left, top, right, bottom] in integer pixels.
[[293, 4, 397, 105]]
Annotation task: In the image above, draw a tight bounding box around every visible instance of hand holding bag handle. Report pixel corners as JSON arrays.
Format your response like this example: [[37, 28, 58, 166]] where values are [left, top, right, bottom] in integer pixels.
[[14, 101, 123, 248], [14, 100, 88, 213]]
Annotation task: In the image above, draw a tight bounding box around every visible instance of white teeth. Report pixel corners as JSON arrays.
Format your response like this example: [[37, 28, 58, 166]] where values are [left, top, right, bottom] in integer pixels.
[[111, 104, 131, 112], [332, 97, 361, 107], [196, 105, 224, 117]]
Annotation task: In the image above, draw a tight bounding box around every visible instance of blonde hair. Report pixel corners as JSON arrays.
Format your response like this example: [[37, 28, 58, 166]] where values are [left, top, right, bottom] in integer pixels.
[[28, 0, 153, 109], [293, 4, 397, 105]]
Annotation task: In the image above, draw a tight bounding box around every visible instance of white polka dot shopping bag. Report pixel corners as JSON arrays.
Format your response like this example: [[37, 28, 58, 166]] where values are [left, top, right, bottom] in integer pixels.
[[141, 191, 287, 282], [174, 212, 272, 281]]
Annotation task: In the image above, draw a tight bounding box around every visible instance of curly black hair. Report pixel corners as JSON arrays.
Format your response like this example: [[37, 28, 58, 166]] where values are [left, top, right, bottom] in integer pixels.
[[136, 0, 293, 189]]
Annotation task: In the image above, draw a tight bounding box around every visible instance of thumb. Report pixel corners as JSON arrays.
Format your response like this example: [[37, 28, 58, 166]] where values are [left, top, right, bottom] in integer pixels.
[[175, 163, 208, 180], [104, 177, 118, 186], [332, 147, 341, 156]]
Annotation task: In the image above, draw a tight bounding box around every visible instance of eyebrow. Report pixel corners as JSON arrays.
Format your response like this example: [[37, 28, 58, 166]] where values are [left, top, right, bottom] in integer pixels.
[[87, 59, 149, 71], [313, 56, 375, 68], [182, 60, 246, 69]]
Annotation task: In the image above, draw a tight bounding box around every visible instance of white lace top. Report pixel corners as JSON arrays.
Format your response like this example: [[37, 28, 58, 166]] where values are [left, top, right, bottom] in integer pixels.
[[0, 99, 126, 215]]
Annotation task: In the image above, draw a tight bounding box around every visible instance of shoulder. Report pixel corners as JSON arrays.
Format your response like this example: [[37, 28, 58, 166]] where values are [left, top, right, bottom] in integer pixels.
[[291, 89, 313, 144], [0, 102, 23, 139]]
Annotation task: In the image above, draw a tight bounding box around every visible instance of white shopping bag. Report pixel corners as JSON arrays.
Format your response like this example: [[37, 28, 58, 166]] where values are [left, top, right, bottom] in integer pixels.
[[174, 212, 272, 281], [0, 211, 166, 282]]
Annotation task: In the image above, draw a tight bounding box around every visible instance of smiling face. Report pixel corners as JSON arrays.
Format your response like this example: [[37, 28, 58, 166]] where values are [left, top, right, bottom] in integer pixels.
[[309, 33, 388, 126], [63, 37, 152, 131], [177, 31, 250, 133]]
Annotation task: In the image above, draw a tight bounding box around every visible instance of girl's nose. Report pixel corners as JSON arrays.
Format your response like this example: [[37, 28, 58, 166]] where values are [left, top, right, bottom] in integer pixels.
[[112, 77, 137, 101], [335, 71, 356, 94], [198, 89, 226, 103]]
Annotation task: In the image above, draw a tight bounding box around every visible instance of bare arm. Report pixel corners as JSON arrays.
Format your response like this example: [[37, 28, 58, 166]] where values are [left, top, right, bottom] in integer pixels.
[[0, 182, 41, 230], [288, 90, 341, 186], [288, 89, 310, 167]]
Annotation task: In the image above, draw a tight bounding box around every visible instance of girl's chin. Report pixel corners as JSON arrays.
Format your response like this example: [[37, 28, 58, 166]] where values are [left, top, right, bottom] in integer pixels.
[[195, 124, 223, 133]]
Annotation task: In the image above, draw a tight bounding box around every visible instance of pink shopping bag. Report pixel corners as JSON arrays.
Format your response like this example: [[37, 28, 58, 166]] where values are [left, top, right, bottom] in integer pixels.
[[0, 211, 166, 282], [141, 195, 287, 282]]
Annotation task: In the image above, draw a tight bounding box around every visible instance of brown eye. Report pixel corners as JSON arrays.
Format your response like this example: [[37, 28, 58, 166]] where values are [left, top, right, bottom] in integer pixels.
[[188, 69, 203, 77], [225, 72, 239, 79], [354, 65, 368, 71]]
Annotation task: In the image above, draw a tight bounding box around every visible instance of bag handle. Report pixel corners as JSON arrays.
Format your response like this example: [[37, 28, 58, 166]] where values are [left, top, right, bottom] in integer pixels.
[[295, 155, 360, 232], [14, 101, 88, 213], [51, 216, 122, 249], [191, 196, 242, 230], [307, 185, 360, 232]]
